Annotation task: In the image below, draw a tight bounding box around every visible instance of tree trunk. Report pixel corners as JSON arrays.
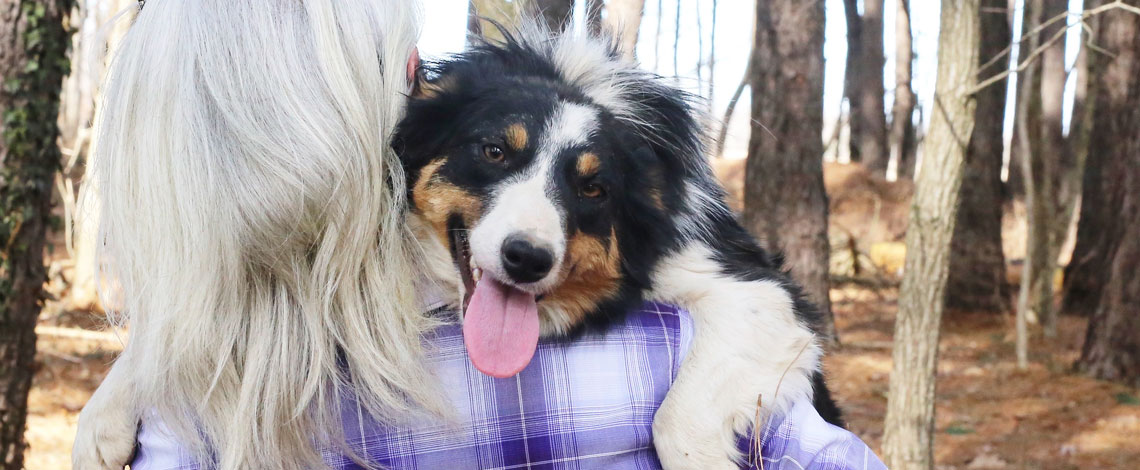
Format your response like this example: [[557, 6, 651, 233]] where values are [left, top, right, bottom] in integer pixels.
[[0, 0, 73, 467], [882, 1, 979, 469], [887, 0, 915, 181], [1071, 2, 1140, 386], [842, 0, 863, 163], [856, 0, 888, 174], [946, 0, 1011, 314], [468, 0, 523, 44], [585, 0, 602, 36], [1062, 1, 1105, 318], [1014, 0, 1043, 369], [602, 0, 645, 62], [527, 0, 576, 32], [1026, 0, 1071, 337], [742, 0, 836, 345]]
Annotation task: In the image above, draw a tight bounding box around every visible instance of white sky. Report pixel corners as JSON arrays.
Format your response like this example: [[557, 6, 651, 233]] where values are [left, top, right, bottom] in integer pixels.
[[417, 0, 1087, 160]]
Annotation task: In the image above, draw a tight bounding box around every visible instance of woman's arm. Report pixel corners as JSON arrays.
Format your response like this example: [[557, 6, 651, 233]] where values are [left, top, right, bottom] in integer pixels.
[[740, 400, 887, 470]]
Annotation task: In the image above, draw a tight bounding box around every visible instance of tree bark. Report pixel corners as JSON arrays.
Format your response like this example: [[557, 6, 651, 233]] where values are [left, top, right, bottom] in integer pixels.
[[742, 0, 836, 345], [1027, 0, 1072, 337], [844, 0, 889, 173], [842, 0, 863, 163], [468, 0, 523, 44], [1063, 1, 1106, 318], [1014, 0, 1043, 369], [946, 0, 1012, 314], [1074, 1, 1140, 386], [0, 0, 73, 467], [882, 1, 979, 469], [888, 0, 915, 181], [602, 0, 645, 62], [527, 0, 576, 32]]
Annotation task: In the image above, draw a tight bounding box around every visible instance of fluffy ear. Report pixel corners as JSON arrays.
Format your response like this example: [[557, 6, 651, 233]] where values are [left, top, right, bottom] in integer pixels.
[[410, 67, 458, 100]]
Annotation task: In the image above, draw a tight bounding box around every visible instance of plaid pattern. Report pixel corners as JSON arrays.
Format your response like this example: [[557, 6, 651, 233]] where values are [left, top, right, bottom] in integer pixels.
[[132, 302, 886, 470]]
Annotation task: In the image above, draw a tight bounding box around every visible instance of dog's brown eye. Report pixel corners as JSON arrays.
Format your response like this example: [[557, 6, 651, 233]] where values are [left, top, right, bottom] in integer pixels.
[[482, 144, 505, 162], [580, 183, 606, 199]]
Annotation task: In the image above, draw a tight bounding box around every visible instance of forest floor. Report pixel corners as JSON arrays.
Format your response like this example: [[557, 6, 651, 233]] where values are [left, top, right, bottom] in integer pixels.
[[24, 162, 1140, 469]]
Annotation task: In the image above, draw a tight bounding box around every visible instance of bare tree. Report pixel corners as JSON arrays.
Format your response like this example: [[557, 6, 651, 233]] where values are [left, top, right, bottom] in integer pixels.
[[527, 0, 576, 32], [603, 0, 646, 61], [1073, 0, 1140, 386], [742, 0, 836, 345], [469, 0, 523, 44], [888, 0, 916, 180], [1063, 0, 1105, 317], [1014, 0, 1043, 369], [0, 0, 73, 467], [585, 0, 603, 36], [882, 1, 980, 469], [946, 0, 1013, 314], [843, 0, 889, 173]]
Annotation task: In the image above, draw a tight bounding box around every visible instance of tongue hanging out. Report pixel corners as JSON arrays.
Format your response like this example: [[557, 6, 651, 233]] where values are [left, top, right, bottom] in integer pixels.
[[463, 276, 541, 378]]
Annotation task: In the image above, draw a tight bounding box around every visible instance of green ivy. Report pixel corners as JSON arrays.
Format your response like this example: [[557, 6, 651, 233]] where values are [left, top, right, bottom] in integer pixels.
[[1, 0, 74, 304]]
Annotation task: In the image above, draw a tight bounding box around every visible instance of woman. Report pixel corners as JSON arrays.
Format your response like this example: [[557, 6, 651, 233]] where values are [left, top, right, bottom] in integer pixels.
[[74, 1, 441, 469], [75, 1, 885, 469]]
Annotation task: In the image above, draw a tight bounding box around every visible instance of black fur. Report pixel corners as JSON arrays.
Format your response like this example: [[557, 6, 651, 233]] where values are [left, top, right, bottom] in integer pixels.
[[394, 32, 843, 427]]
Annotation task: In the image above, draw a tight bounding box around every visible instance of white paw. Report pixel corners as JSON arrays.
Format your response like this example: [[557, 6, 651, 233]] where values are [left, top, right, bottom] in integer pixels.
[[652, 394, 740, 470], [72, 365, 138, 470], [72, 403, 137, 470]]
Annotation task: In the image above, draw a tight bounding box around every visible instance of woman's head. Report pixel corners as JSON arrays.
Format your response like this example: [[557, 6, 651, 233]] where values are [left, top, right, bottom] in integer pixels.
[[86, 1, 436, 467]]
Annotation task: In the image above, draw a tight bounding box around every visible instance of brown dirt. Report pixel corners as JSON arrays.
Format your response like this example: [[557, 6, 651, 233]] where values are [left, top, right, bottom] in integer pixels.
[[829, 286, 1140, 470]]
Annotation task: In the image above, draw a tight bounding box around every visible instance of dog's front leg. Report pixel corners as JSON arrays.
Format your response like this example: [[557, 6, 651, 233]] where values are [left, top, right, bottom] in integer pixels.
[[649, 245, 821, 469], [73, 356, 139, 470]]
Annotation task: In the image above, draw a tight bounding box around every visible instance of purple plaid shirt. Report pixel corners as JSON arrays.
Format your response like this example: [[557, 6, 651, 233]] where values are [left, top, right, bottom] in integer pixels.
[[132, 302, 886, 470]]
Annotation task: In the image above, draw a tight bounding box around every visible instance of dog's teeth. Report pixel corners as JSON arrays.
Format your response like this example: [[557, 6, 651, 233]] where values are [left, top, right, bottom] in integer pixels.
[[472, 267, 483, 281]]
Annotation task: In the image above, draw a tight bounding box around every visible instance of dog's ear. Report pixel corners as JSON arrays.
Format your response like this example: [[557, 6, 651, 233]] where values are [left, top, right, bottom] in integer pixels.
[[410, 67, 459, 100]]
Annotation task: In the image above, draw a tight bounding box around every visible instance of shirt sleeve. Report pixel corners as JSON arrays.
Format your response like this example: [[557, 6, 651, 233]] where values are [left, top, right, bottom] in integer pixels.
[[739, 400, 888, 470]]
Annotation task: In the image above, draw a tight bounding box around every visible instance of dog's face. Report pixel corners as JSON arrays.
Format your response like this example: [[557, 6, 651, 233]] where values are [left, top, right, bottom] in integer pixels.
[[401, 83, 663, 318], [395, 38, 704, 377]]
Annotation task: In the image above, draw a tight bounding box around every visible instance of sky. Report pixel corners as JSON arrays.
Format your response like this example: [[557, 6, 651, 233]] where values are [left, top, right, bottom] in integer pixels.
[[417, 0, 1088, 162]]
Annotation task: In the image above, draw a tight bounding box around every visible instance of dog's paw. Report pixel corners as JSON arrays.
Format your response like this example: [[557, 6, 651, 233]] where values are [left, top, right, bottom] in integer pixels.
[[72, 402, 137, 470], [652, 394, 740, 470], [72, 369, 138, 470]]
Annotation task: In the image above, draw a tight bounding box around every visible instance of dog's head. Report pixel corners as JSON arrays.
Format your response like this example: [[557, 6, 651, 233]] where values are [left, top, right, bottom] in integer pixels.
[[395, 31, 719, 377]]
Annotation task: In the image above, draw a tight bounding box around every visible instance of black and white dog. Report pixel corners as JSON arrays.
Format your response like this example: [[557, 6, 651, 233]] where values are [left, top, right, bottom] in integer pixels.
[[396, 27, 842, 468]]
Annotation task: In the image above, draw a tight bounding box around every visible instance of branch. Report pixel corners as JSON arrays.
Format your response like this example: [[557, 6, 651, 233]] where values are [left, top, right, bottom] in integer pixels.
[[970, 1, 1140, 96], [715, 69, 750, 158]]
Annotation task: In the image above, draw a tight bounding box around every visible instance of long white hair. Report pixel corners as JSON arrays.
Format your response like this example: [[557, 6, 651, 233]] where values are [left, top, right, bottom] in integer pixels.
[[83, 1, 439, 467]]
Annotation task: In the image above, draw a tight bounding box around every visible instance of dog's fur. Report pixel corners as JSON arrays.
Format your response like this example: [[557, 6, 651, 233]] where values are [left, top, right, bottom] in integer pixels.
[[396, 26, 841, 468]]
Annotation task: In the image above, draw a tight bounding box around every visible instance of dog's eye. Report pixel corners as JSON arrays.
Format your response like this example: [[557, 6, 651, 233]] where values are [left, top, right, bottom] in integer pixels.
[[482, 144, 505, 163], [580, 183, 606, 199]]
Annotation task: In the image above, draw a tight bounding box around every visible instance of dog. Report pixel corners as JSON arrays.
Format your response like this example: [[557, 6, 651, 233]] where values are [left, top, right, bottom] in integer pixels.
[[395, 27, 842, 468]]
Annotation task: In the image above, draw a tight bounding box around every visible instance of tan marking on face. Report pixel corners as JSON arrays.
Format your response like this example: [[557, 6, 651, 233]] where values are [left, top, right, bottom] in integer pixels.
[[411, 158, 483, 243], [505, 123, 529, 151], [576, 152, 601, 177], [413, 74, 458, 99], [542, 228, 621, 330]]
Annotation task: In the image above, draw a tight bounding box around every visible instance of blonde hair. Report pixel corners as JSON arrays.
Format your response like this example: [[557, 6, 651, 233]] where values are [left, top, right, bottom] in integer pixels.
[[83, 1, 438, 467]]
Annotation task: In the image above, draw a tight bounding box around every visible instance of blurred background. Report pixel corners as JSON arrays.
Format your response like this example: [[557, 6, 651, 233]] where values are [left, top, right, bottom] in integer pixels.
[[1, 0, 1138, 469]]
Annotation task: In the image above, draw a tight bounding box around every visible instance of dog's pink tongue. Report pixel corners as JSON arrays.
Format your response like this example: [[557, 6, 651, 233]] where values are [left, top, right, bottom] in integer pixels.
[[463, 277, 540, 378]]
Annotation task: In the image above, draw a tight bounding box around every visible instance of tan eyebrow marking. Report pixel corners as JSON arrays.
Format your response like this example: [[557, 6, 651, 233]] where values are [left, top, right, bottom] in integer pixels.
[[505, 123, 528, 151], [577, 152, 601, 176]]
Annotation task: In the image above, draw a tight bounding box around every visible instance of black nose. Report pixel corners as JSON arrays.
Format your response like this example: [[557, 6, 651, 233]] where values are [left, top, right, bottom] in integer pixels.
[[501, 235, 554, 284]]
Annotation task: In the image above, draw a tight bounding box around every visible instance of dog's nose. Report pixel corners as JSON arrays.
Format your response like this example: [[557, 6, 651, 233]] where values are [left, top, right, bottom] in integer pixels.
[[501, 235, 554, 284]]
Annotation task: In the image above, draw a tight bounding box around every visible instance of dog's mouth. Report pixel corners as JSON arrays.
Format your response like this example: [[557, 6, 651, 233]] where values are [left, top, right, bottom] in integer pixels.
[[447, 216, 541, 379]]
